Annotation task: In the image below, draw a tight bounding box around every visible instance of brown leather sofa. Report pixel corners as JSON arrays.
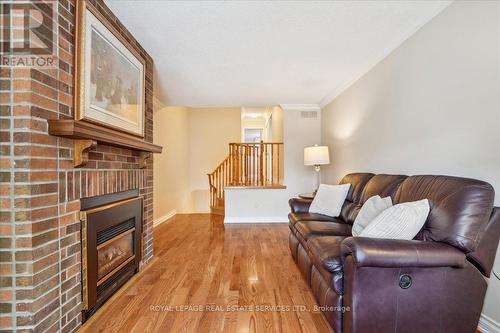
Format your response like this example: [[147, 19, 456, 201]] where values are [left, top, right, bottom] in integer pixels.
[[288, 173, 500, 333]]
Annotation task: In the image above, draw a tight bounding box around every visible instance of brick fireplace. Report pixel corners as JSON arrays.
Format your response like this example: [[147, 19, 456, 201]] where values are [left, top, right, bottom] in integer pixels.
[[0, 1, 155, 331]]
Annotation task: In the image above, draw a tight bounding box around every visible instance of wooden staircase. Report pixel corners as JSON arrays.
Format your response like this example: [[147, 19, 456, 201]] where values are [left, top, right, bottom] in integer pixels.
[[208, 142, 284, 215]]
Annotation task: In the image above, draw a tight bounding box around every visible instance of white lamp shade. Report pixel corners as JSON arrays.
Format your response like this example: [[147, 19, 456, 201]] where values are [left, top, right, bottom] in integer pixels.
[[304, 146, 330, 166]]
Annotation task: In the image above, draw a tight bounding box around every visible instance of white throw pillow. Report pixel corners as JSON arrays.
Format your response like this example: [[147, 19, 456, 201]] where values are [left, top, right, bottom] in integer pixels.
[[352, 195, 393, 236], [359, 199, 430, 240], [309, 184, 351, 218]]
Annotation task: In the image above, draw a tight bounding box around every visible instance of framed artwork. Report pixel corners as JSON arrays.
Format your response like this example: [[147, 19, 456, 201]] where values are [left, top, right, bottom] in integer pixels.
[[76, 1, 145, 137]]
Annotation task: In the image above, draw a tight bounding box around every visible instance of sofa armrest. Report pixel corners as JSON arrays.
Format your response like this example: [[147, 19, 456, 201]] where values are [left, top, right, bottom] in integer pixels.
[[288, 198, 313, 213], [341, 237, 466, 268]]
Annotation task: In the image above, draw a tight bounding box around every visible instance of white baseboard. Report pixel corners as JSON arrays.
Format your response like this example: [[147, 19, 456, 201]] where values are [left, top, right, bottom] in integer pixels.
[[478, 313, 500, 333], [224, 216, 288, 224], [153, 210, 176, 227]]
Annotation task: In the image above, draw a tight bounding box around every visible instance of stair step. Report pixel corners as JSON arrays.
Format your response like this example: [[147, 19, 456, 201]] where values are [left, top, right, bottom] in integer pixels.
[[211, 205, 224, 216]]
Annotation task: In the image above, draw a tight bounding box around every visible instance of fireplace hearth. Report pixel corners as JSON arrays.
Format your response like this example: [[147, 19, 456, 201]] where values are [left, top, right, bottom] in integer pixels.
[[80, 189, 143, 321]]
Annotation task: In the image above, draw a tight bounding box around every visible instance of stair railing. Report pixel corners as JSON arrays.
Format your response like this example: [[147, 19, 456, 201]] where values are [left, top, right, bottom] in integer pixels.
[[208, 142, 284, 211]]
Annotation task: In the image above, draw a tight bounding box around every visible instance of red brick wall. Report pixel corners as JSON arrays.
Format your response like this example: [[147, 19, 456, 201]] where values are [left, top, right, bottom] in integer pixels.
[[0, 1, 154, 331]]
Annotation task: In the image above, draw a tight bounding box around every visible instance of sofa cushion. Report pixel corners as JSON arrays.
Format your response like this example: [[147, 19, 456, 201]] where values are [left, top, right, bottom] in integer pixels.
[[359, 199, 430, 240], [307, 236, 346, 294], [307, 235, 345, 273], [339, 173, 374, 224], [311, 266, 343, 333], [296, 221, 352, 240], [309, 184, 351, 218], [295, 221, 352, 249], [395, 175, 495, 253], [288, 212, 338, 226], [352, 195, 393, 236]]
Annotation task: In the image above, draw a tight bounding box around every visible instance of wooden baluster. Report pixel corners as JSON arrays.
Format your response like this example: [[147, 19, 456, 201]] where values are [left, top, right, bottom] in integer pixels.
[[267, 144, 270, 185], [232, 144, 237, 185], [277, 144, 281, 184], [264, 143, 268, 185], [248, 145, 251, 185], [245, 145, 247, 185], [259, 143, 263, 186], [254, 145, 257, 186], [247, 145, 250, 185], [231, 145, 234, 185], [275, 143, 278, 184], [249, 145, 252, 186], [250, 145, 253, 186], [241, 145, 244, 185], [245, 146, 252, 185], [239, 145, 242, 185], [250, 145, 252, 186], [271, 144, 274, 185], [234, 145, 237, 185], [231, 145, 238, 185], [208, 174, 212, 207], [252, 145, 255, 185]]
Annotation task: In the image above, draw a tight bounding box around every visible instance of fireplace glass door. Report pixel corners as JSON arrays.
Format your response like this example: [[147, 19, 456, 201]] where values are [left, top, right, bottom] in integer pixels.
[[97, 229, 134, 281]]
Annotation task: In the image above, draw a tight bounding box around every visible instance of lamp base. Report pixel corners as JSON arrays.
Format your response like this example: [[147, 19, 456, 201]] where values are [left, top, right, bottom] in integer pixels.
[[313, 165, 321, 193]]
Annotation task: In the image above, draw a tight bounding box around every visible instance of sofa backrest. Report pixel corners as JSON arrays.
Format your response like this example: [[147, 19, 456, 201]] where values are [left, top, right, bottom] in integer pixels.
[[394, 175, 495, 253], [360, 174, 407, 202], [339, 173, 374, 224], [343, 174, 408, 223]]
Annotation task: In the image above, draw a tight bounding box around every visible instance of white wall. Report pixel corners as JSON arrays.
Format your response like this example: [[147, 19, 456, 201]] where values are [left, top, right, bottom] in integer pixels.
[[225, 104, 322, 222], [153, 105, 191, 222], [271, 106, 284, 142], [321, 1, 500, 327], [188, 107, 241, 212], [153, 106, 241, 216]]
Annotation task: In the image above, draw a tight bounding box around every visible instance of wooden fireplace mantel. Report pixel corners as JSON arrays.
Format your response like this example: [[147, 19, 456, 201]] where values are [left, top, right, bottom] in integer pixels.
[[48, 120, 163, 168]]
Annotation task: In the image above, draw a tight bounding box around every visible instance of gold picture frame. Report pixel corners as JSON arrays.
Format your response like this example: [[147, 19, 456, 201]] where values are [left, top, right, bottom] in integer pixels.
[[75, 0, 146, 137]]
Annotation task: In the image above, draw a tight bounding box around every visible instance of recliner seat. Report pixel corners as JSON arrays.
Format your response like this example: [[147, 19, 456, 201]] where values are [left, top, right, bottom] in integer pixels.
[[288, 173, 500, 333]]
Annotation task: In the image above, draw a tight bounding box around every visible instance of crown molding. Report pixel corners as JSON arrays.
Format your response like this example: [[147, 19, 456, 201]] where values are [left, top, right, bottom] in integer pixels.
[[318, 1, 452, 109], [279, 104, 320, 111]]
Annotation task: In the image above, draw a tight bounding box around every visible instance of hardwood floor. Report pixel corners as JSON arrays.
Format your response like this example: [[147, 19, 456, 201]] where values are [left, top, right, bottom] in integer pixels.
[[79, 214, 332, 333]]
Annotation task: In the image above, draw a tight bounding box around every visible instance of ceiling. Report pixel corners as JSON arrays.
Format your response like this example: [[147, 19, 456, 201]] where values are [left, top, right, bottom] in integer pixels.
[[106, 0, 451, 107], [241, 107, 271, 121]]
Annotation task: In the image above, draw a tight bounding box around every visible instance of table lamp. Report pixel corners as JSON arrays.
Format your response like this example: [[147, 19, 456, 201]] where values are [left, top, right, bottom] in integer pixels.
[[304, 145, 330, 193]]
